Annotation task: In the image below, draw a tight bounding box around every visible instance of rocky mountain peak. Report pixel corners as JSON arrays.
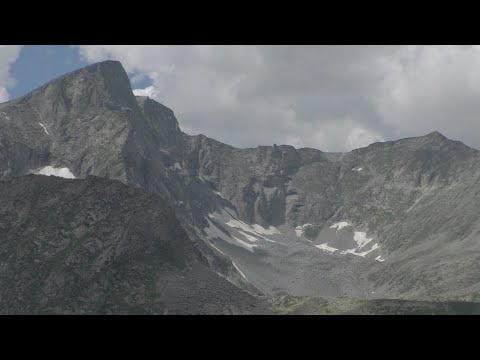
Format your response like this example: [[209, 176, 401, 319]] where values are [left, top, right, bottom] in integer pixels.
[[15, 60, 137, 111], [417, 130, 453, 146], [423, 130, 447, 139]]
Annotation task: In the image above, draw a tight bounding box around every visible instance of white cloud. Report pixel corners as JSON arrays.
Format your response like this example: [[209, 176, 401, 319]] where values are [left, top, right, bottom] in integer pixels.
[[374, 45, 480, 148], [76, 45, 480, 152], [132, 85, 158, 98], [346, 127, 385, 150], [0, 87, 8, 103], [0, 45, 23, 102]]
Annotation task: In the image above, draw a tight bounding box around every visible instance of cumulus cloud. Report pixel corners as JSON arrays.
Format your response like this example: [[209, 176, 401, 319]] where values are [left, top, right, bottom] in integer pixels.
[[77, 45, 480, 151], [0, 87, 8, 103], [375, 45, 480, 148], [132, 85, 159, 98], [0, 45, 22, 102]]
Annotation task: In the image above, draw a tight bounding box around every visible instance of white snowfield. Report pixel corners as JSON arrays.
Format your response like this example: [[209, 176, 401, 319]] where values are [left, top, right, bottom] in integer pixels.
[[353, 231, 373, 248], [232, 262, 248, 281], [315, 243, 338, 253], [214, 191, 226, 199], [238, 230, 259, 242], [36, 166, 76, 179], [316, 220, 386, 262], [209, 241, 227, 256], [204, 218, 258, 253], [205, 209, 282, 254], [38, 123, 50, 135], [295, 227, 302, 237], [225, 217, 280, 242], [232, 236, 257, 252], [341, 243, 379, 257], [169, 162, 182, 171], [209, 241, 249, 281], [295, 223, 313, 237], [206, 208, 386, 264], [330, 222, 351, 230], [252, 224, 281, 235]]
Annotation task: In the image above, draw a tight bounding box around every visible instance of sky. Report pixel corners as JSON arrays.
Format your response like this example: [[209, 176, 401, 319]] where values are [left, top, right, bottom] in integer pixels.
[[1, 45, 480, 152]]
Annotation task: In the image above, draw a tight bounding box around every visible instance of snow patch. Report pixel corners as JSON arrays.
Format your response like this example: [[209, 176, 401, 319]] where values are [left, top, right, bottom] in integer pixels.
[[174, 162, 182, 170], [214, 191, 226, 199], [226, 218, 257, 234], [341, 243, 379, 257], [38, 123, 50, 135], [226, 218, 280, 239], [315, 243, 338, 253], [317, 222, 381, 261], [211, 211, 277, 243], [354, 231, 373, 248], [209, 242, 227, 256], [232, 236, 257, 252], [209, 241, 249, 281], [204, 218, 258, 253], [330, 222, 350, 230], [36, 166, 76, 179], [238, 231, 259, 242], [375, 255, 385, 262], [232, 262, 248, 281], [252, 224, 281, 235], [295, 223, 312, 237], [295, 227, 303, 237]]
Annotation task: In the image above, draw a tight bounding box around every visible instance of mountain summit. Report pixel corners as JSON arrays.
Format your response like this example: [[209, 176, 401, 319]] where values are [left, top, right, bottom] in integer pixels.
[[21, 60, 137, 108]]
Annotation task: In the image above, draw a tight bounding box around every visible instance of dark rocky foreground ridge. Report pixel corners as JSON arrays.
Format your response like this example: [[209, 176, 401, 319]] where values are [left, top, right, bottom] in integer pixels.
[[0, 175, 269, 314], [1, 60, 480, 314]]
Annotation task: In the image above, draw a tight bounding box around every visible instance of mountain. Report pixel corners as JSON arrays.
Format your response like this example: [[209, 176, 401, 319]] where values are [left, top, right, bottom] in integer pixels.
[[1, 60, 480, 313], [185, 130, 480, 301]]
